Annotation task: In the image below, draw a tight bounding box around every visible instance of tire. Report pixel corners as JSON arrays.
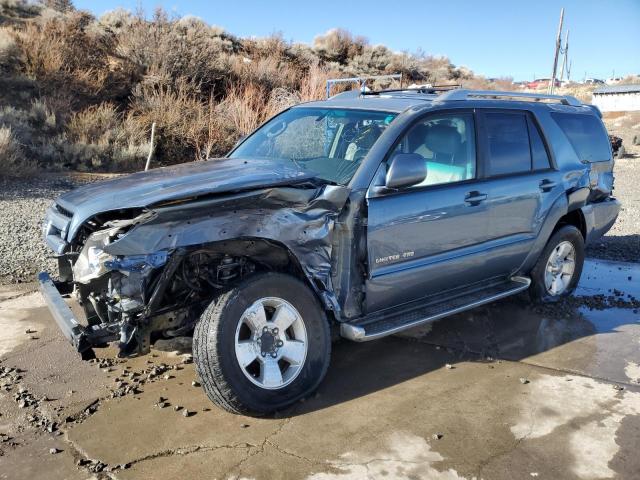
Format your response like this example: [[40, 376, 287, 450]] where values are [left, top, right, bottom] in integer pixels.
[[193, 272, 331, 415], [529, 225, 585, 303]]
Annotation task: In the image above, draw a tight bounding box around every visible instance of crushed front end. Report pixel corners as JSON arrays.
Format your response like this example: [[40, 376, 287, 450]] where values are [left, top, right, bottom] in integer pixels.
[[40, 203, 257, 359]]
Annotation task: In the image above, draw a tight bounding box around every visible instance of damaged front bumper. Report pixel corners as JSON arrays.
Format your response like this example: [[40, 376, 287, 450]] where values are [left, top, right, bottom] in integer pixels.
[[38, 272, 116, 357]]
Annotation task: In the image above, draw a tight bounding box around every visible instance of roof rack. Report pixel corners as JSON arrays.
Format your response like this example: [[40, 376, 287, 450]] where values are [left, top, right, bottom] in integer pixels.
[[439, 89, 581, 106], [361, 84, 462, 96], [326, 74, 402, 99]]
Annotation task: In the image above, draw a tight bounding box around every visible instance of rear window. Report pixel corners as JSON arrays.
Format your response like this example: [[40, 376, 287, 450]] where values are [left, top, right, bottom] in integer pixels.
[[551, 113, 611, 162]]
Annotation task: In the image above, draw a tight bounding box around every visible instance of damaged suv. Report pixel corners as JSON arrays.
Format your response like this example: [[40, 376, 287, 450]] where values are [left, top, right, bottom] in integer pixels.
[[40, 88, 620, 414]]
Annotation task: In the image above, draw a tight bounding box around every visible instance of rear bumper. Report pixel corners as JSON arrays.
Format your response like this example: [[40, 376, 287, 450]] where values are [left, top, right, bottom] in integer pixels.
[[582, 197, 621, 244], [38, 272, 92, 353]]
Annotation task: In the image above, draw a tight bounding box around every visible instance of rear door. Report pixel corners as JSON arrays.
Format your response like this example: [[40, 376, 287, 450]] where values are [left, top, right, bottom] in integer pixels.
[[477, 110, 564, 275]]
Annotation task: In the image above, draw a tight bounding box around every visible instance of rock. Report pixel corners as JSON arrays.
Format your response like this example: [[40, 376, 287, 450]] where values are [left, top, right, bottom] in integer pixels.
[[25, 328, 36, 334], [182, 409, 192, 417], [445, 364, 454, 369], [519, 377, 530, 385], [49, 448, 59, 454], [432, 433, 443, 440], [240, 423, 250, 428], [191, 380, 200, 387]]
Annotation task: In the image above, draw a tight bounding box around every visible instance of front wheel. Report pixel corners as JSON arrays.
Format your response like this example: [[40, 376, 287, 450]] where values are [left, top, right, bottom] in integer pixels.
[[193, 273, 331, 415], [529, 225, 585, 303]]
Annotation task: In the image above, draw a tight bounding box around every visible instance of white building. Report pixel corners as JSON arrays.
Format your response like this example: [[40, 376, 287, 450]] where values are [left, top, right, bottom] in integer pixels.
[[592, 84, 640, 112]]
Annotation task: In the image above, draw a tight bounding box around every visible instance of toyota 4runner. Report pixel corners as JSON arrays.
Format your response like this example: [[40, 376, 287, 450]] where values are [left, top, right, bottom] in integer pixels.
[[40, 88, 620, 414]]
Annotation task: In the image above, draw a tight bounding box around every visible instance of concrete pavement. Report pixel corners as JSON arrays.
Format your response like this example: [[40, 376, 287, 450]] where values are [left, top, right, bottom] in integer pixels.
[[0, 259, 638, 479]]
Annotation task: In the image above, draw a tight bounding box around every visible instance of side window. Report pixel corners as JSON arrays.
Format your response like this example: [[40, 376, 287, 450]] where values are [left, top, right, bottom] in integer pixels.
[[551, 112, 611, 162], [394, 113, 476, 187], [484, 112, 531, 176], [527, 116, 551, 170]]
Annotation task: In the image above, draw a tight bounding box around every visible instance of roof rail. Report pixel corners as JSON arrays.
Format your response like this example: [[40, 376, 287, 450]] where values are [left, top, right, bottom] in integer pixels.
[[439, 89, 582, 106]]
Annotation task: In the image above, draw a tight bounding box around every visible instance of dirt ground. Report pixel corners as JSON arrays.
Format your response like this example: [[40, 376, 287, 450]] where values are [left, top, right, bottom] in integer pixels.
[[1, 258, 639, 480]]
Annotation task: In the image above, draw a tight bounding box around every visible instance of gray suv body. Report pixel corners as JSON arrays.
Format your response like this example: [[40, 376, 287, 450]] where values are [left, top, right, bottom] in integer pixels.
[[40, 88, 620, 414]]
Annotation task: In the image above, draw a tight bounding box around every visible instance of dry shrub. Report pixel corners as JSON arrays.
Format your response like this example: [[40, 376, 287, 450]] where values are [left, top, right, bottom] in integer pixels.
[[67, 103, 123, 145], [63, 103, 147, 171], [231, 55, 298, 91], [217, 83, 268, 137], [0, 27, 20, 73], [13, 10, 119, 101], [299, 63, 331, 101], [0, 125, 35, 176], [185, 94, 233, 160], [113, 10, 237, 96], [314, 28, 367, 63]]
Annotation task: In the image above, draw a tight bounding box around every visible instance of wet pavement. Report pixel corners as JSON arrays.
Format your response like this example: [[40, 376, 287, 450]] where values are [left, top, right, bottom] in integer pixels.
[[0, 258, 638, 479]]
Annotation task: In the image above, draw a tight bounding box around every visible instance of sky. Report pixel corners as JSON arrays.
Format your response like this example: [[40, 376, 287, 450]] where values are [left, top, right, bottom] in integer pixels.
[[73, 0, 640, 82]]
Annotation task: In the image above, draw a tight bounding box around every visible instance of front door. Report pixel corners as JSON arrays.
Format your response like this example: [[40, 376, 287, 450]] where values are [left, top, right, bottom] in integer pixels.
[[365, 111, 495, 313]]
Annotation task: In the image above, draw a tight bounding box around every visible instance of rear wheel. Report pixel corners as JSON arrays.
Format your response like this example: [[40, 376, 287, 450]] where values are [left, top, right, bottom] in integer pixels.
[[529, 225, 585, 303], [193, 273, 331, 415]]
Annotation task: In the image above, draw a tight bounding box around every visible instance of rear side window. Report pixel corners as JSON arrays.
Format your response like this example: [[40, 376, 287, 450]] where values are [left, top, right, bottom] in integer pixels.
[[551, 113, 611, 162], [527, 117, 551, 170], [484, 113, 531, 176]]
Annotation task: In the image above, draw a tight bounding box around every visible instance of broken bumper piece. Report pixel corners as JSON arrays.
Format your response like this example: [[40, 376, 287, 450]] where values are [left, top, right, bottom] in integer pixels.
[[38, 272, 94, 355]]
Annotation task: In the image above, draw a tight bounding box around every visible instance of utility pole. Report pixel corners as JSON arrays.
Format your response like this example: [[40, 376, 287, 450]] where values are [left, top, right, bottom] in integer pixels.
[[559, 29, 569, 82], [548, 8, 564, 94]]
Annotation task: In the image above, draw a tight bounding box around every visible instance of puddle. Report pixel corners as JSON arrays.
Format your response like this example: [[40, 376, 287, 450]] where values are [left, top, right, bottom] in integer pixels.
[[511, 374, 640, 479], [577, 258, 640, 299], [307, 431, 467, 480], [404, 258, 640, 384]]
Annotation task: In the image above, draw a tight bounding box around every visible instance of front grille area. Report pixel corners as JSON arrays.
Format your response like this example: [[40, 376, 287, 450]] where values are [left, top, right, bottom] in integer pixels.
[[55, 203, 73, 218]]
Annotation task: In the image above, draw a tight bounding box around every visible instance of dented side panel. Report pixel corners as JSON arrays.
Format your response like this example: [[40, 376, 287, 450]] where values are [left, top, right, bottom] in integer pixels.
[[103, 185, 351, 311]]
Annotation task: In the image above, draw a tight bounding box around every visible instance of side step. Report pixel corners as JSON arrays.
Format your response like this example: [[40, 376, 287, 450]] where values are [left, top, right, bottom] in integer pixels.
[[340, 276, 531, 342]]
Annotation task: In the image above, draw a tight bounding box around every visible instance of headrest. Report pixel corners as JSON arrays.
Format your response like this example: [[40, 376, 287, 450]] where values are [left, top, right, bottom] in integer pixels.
[[424, 124, 461, 156]]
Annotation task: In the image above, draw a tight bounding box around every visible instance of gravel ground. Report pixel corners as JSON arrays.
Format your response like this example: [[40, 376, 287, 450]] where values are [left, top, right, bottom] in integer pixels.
[[0, 175, 92, 284], [0, 157, 638, 285]]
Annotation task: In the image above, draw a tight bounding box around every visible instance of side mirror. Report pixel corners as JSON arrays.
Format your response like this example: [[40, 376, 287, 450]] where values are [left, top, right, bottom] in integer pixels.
[[385, 153, 427, 189]]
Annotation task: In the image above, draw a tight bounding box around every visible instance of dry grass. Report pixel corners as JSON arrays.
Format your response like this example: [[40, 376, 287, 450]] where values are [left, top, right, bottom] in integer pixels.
[[0, 125, 35, 176]]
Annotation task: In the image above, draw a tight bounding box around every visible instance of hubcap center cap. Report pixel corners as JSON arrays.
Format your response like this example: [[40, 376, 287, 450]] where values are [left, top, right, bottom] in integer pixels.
[[258, 326, 283, 357], [259, 331, 276, 354]]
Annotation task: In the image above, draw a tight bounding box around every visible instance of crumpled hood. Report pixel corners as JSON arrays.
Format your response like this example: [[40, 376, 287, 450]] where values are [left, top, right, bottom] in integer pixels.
[[55, 157, 316, 241]]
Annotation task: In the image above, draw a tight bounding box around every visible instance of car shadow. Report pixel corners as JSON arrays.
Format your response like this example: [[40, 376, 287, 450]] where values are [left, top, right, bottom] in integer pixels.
[[285, 258, 640, 417]]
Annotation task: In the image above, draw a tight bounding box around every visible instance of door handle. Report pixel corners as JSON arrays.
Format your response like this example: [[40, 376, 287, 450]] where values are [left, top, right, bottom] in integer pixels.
[[464, 191, 487, 205], [539, 179, 557, 192]]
